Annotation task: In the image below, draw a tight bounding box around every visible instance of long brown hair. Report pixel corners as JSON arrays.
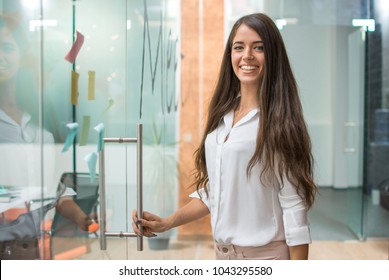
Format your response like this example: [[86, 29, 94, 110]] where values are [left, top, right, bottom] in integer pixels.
[[193, 13, 317, 209]]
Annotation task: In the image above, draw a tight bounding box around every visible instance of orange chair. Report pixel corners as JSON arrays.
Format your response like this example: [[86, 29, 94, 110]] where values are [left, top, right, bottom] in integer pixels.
[[0, 195, 61, 260]]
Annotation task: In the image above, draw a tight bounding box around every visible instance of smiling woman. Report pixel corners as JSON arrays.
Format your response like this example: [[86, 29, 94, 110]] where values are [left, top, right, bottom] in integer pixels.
[[133, 13, 317, 260]]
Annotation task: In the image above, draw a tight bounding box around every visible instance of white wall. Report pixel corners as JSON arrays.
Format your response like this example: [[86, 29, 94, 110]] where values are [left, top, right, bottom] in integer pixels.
[[282, 25, 334, 186]]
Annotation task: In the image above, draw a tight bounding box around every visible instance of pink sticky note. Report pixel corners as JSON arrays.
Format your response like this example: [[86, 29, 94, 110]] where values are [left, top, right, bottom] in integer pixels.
[[64, 31, 85, 63]]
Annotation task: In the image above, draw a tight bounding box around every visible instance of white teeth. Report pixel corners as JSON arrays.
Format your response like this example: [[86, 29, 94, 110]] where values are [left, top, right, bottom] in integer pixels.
[[241, 65, 256, 70]]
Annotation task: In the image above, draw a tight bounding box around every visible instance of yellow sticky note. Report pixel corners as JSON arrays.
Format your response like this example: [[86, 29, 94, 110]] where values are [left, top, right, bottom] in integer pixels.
[[71, 70, 79, 105], [88, 71, 96, 100], [79, 116, 90, 146]]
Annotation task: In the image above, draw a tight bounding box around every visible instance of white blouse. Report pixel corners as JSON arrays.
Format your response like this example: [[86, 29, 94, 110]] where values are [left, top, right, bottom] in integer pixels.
[[190, 109, 312, 247]]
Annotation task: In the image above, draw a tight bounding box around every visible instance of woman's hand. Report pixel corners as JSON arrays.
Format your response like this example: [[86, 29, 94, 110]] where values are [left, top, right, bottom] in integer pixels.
[[132, 199, 209, 238], [132, 210, 170, 238]]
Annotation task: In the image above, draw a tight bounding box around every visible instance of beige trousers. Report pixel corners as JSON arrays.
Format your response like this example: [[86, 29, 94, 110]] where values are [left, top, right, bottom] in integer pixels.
[[215, 241, 290, 260]]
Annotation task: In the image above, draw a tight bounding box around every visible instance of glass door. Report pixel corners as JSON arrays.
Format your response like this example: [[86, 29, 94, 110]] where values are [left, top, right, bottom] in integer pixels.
[[0, 0, 180, 260], [345, 27, 366, 239], [125, 0, 180, 257], [0, 0, 73, 260], [41, 0, 180, 260]]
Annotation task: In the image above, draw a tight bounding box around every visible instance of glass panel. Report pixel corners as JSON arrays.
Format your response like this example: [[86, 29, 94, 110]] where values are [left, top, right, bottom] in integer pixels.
[[346, 28, 365, 238], [73, 0, 129, 259], [40, 0, 75, 260], [0, 0, 69, 260], [126, 0, 180, 255], [364, 0, 389, 238], [34, 0, 180, 260]]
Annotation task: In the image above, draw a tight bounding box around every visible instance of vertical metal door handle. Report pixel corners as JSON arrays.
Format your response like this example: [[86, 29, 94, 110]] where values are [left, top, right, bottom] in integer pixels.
[[98, 124, 143, 251], [136, 124, 143, 251], [99, 143, 107, 250]]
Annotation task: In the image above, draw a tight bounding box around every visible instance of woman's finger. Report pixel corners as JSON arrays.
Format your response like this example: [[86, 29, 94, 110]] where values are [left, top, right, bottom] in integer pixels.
[[132, 209, 138, 223], [132, 221, 157, 237], [142, 211, 159, 221], [132, 221, 141, 235]]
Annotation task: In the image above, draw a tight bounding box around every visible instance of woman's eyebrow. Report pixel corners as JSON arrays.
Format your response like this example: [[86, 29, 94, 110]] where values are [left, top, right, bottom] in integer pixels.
[[233, 40, 263, 45]]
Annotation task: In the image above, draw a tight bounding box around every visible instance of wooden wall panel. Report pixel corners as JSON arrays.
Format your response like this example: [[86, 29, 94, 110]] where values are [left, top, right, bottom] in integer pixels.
[[178, 0, 224, 239]]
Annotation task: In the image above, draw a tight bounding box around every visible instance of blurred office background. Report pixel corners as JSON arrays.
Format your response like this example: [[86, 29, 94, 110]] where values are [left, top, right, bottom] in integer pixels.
[[0, 0, 388, 259]]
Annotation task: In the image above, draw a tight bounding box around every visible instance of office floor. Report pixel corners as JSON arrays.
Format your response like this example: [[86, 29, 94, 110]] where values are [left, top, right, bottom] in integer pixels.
[[77, 238, 389, 260], [309, 187, 389, 240], [74, 187, 389, 260]]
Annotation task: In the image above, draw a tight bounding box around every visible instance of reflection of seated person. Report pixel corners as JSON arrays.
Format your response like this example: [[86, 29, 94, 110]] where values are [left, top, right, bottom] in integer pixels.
[[0, 14, 95, 259]]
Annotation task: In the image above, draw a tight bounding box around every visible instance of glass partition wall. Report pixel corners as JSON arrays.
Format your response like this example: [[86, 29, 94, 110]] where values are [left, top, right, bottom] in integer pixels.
[[0, 0, 181, 260]]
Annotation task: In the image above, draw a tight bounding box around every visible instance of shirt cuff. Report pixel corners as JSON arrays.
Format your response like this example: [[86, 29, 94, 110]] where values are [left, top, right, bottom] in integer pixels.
[[284, 225, 312, 246], [282, 208, 312, 246]]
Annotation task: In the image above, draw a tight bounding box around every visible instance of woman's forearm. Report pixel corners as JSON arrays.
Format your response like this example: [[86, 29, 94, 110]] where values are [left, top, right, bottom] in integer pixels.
[[165, 198, 209, 230]]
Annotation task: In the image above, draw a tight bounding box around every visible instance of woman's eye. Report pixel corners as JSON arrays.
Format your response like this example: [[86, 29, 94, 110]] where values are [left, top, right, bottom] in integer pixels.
[[254, 45, 264, 51], [233, 46, 243, 51]]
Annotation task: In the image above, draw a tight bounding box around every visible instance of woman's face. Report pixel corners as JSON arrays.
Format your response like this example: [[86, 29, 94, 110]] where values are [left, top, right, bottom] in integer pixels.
[[231, 24, 264, 88], [0, 27, 21, 84]]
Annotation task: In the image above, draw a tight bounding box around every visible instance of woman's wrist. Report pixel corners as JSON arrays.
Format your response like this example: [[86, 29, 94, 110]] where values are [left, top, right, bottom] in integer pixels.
[[163, 216, 173, 232]]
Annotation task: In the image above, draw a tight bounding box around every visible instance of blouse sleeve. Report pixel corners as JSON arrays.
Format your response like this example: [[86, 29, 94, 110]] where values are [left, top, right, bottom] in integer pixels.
[[189, 183, 210, 209], [276, 168, 312, 246]]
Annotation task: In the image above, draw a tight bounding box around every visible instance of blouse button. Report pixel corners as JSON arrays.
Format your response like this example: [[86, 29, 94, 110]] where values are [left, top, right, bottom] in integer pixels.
[[222, 247, 228, 253]]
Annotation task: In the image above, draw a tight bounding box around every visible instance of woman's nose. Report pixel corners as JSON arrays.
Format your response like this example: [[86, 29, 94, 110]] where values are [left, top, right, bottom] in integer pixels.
[[243, 49, 253, 60]]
